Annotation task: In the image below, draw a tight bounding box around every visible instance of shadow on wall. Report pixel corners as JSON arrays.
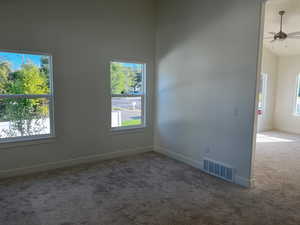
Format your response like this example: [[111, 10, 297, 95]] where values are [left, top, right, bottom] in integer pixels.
[[156, 0, 261, 98], [156, 0, 256, 60], [155, 0, 262, 183]]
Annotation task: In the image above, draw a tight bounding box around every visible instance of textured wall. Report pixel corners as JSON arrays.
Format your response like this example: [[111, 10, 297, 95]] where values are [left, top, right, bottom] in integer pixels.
[[0, 0, 265, 186], [155, 0, 262, 185], [274, 55, 300, 134], [0, 0, 155, 172]]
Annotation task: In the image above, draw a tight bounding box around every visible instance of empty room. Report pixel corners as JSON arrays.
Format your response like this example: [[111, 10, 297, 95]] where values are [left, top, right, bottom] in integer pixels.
[[0, 0, 299, 225], [254, 0, 300, 212]]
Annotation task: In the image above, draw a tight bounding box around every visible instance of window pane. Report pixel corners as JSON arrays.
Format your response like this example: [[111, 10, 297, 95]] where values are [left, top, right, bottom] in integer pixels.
[[258, 75, 263, 110], [110, 62, 144, 95], [296, 76, 300, 115], [0, 51, 51, 95], [112, 97, 142, 128], [0, 98, 51, 139], [258, 74, 267, 114]]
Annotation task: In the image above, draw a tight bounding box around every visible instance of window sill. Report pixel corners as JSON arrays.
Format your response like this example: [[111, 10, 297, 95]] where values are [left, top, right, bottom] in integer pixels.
[[110, 126, 147, 135], [0, 135, 56, 150]]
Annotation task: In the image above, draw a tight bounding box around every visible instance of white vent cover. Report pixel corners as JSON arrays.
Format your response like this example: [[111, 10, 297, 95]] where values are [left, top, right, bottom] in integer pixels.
[[203, 158, 234, 182]]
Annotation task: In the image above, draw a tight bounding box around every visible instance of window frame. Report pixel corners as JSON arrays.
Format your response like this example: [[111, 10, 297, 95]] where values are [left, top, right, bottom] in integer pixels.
[[294, 74, 300, 116], [258, 73, 268, 115], [110, 60, 147, 131], [0, 49, 55, 144]]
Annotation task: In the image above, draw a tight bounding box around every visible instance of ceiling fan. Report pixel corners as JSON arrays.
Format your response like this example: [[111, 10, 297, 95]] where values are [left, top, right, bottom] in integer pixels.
[[265, 11, 300, 42]]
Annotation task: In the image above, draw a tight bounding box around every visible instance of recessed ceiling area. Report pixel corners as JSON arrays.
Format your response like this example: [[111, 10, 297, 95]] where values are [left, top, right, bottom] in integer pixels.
[[264, 0, 300, 56]]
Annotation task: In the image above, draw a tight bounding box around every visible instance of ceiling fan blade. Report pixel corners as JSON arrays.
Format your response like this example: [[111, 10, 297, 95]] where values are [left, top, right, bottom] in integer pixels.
[[264, 36, 274, 39], [287, 36, 300, 39], [270, 39, 276, 43], [287, 31, 300, 36], [269, 32, 276, 35]]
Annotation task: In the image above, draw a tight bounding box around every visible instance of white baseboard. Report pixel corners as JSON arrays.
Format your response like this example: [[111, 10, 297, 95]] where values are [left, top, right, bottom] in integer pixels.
[[0, 146, 153, 179], [0, 145, 252, 188], [154, 146, 204, 170], [154, 145, 251, 188], [273, 127, 300, 135], [235, 176, 252, 188]]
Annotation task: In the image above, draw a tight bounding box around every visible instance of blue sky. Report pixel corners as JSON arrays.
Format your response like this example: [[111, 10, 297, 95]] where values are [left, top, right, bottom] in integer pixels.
[[0, 51, 42, 71], [120, 62, 143, 72], [0, 53, 142, 72]]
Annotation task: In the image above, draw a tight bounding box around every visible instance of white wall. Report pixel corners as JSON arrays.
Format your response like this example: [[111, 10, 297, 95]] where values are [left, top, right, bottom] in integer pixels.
[[274, 55, 300, 134], [257, 48, 278, 132], [154, 0, 262, 186], [0, 0, 265, 187], [0, 0, 155, 175]]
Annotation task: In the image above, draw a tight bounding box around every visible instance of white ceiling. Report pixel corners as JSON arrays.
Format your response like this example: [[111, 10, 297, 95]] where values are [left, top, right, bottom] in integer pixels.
[[264, 0, 300, 56]]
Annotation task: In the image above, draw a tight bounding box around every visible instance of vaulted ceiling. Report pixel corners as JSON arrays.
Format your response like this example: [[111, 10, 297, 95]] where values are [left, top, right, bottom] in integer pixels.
[[264, 0, 300, 55]]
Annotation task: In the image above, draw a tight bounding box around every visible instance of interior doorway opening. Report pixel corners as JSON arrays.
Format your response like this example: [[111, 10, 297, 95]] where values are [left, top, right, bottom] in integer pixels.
[[252, 0, 300, 189]]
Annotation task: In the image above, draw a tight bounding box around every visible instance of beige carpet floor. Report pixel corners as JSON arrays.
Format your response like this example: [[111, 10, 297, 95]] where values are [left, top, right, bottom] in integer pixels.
[[0, 131, 299, 225]]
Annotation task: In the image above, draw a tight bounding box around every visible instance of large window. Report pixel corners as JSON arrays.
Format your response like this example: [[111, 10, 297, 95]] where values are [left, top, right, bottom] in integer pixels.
[[0, 50, 54, 142], [258, 73, 267, 115], [110, 61, 146, 129], [295, 74, 300, 115]]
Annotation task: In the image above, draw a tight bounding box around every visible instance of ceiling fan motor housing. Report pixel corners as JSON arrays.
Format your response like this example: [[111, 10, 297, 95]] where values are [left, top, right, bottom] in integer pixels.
[[275, 31, 288, 40], [265, 10, 300, 42], [279, 10, 285, 16]]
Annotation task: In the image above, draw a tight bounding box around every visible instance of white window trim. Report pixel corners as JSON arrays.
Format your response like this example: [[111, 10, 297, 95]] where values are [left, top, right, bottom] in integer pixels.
[[0, 49, 55, 145], [110, 60, 147, 131], [293, 74, 300, 116], [258, 73, 268, 114]]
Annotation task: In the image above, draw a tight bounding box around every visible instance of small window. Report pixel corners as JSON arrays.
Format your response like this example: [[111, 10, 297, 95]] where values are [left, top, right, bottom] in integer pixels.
[[0, 50, 54, 142], [295, 74, 300, 115], [110, 61, 146, 129], [258, 73, 267, 115]]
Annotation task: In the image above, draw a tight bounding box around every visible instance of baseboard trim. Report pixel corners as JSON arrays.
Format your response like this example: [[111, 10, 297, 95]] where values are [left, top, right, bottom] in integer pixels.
[[272, 128, 300, 135], [0, 145, 153, 179], [154, 145, 251, 188], [1, 145, 251, 188], [235, 176, 252, 188], [154, 146, 204, 170]]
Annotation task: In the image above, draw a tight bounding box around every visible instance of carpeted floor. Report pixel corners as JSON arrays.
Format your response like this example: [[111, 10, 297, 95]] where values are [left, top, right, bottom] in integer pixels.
[[0, 131, 299, 225]]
